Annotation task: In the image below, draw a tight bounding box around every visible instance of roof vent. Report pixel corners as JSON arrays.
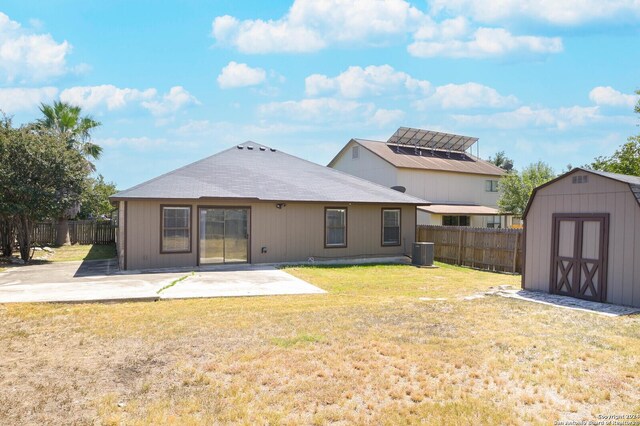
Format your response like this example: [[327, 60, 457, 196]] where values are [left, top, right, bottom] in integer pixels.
[[270, 148, 276, 152], [259, 146, 266, 151], [391, 185, 406, 193], [237, 145, 244, 149], [247, 146, 254, 150]]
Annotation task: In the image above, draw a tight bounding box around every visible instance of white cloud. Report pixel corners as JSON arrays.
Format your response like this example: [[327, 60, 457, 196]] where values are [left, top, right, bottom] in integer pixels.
[[589, 86, 639, 108], [217, 61, 267, 89], [211, 0, 568, 60], [416, 82, 518, 109], [453, 105, 601, 130], [258, 97, 403, 128], [369, 108, 405, 127], [408, 26, 562, 58], [429, 0, 640, 26], [60, 85, 157, 110], [57, 85, 199, 120], [305, 65, 431, 98], [0, 12, 73, 83], [211, 0, 424, 53], [0, 86, 58, 113], [141, 86, 200, 116]]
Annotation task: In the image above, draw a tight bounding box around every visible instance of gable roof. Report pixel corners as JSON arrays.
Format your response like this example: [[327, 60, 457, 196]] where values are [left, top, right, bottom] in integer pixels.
[[111, 142, 426, 204], [328, 139, 505, 176], [523, 167, 640, 219]]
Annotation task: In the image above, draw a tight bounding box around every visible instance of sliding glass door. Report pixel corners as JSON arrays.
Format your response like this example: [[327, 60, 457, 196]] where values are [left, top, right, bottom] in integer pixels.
[[199, 208, 249, 264]]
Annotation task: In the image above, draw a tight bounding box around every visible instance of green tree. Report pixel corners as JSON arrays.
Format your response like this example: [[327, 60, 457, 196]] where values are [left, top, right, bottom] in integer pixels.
[[77, 175, 117, 219], [0, 123, 88, 262], [37, 101, 102, 164], [498, 162, 555, 216], [36, 101, 102, 245], [488, 151, 514, 172], [0, 115, 15, 256], [589, 89, 640, 176], [590, 138, 640, 176]]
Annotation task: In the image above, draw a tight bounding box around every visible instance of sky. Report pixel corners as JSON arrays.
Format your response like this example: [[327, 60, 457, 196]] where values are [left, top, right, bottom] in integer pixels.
[[0, 0, 639, 190]]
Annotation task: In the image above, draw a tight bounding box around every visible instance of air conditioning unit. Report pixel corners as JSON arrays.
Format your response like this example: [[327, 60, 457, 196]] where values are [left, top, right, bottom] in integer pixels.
[[412, 242, 434, 267]]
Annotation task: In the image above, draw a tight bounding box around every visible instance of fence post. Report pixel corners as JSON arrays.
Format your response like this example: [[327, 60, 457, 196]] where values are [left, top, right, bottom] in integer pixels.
[[512, 232, 519, 273], [457, 228, 463, 266]]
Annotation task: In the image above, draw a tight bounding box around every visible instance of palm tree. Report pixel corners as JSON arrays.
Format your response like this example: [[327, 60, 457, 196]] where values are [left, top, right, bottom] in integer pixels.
[[37, 101, 102, 166], [37, 101, 102, 245]]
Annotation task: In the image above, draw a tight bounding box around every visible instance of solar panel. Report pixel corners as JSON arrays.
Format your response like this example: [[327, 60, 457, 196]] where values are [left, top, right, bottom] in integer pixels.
[[387, 127, 478, 152]]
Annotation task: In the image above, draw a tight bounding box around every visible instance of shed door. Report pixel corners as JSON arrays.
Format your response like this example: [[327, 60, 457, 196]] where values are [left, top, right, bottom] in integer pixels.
[[550, 214, 609, 302]]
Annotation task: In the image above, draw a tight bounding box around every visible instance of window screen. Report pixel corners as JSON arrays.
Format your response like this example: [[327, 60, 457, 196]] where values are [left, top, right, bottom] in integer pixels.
[[162, 206, 191, 252], [485, 180, 499, 192], [382, 209, 401, 245], [325, 208, 347, 247], [487, 215, 501, 229], [352, 146, 359, 159]]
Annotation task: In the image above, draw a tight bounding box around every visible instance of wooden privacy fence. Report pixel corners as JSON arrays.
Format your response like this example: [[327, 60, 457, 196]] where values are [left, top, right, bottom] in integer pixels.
[[417, 225, 523, 273], [31, 220, 115, 245]]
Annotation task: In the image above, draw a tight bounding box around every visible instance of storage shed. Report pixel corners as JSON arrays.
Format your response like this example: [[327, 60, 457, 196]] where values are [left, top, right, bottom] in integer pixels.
[[522, 168, 640, 308]]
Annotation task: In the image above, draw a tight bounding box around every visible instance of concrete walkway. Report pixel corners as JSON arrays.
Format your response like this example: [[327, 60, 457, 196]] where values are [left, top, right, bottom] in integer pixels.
[[494, 288, 640, 316], [0, 259, 324, 303], [467, 285, 640, 317]]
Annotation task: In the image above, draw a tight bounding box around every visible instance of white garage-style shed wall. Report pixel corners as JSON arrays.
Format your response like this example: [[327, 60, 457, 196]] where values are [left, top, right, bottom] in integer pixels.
[[522, 168, 640, 308]]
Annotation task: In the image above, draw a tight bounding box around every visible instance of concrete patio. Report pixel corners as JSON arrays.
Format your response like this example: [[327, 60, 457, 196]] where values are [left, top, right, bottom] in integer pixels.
[[0, 259, 325, 303]]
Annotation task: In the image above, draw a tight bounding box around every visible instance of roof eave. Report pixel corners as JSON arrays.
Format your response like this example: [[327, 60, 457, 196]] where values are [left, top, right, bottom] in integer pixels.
[[108, 195, 424, 204]]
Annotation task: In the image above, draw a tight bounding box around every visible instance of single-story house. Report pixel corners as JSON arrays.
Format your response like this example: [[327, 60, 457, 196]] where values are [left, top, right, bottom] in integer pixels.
[[110, 142, 424, 270], [522, 168, 640, 308]]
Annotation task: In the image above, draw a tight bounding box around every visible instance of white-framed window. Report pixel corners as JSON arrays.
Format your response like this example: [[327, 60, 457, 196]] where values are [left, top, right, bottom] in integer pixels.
[[325, 208, 347, 247], [382, 209, 401, 246], [161, 206, 191, 253], [352, 145, 360, 159], [487, 216, 501, 229], [485, 180, 499, 192]]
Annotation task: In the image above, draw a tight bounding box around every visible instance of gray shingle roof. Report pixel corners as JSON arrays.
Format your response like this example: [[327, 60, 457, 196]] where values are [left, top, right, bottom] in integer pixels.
[[111, 142, 426, 204]]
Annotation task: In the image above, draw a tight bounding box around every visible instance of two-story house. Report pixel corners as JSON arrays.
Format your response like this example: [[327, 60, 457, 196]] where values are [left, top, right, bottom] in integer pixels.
[[328, 127, 512, 228]]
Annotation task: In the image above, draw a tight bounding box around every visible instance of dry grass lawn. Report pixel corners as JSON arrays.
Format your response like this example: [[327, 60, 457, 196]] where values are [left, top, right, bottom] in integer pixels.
[[1, 263, 639, 425], [32, 243, 116, 262]]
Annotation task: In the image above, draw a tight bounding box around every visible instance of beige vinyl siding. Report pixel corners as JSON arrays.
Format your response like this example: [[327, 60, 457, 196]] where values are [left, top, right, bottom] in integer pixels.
[[122, 199, 416, 270], [523, 173, 640, 307], [396, 169, 500, 207], [329, 140, 398, 189], [116, 200, 126, 270]]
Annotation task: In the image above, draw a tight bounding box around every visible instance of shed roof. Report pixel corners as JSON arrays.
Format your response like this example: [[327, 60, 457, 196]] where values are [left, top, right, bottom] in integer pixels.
[[523, 168, 640, 219], [111, 142, 426, 204], [329, 139, 505, 176]]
